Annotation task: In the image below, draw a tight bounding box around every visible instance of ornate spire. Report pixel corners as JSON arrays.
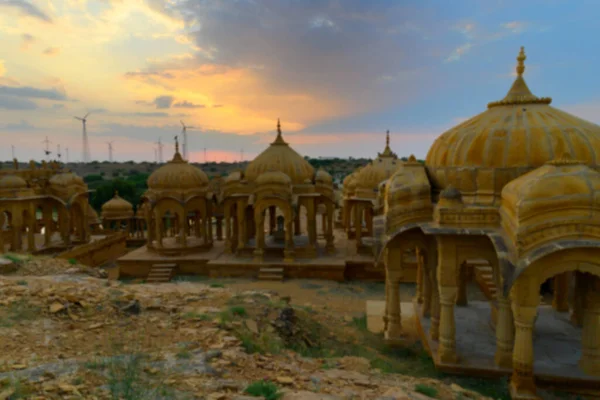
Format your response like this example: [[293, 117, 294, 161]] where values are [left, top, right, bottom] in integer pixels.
[[378, 130, 395, 158], [488, 46, 552, 108], [516, 46, 526, 77], [171, 135, 185, 162], [272, 118, 287, 145]]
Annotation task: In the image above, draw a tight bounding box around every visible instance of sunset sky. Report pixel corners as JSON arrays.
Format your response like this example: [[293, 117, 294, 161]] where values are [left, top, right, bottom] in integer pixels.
[[1, 0, 599, 163]]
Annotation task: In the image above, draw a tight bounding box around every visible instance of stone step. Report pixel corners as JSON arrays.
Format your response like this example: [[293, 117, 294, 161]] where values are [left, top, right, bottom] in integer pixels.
[[147, 263, 177, 283], [260, 267, 284, 273], [258, 273, 284, 281]]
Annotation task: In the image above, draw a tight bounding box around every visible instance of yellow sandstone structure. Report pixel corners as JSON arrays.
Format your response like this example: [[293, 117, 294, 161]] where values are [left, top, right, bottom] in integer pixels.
[[0, 160, 91, 252], [142, 137, 213, 255], [343, 131, 400, 255], [379, 47, 600, 398], [221, 119, 335, 261]]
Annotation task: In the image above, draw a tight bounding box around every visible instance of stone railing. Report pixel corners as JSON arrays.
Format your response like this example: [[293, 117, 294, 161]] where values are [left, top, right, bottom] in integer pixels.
[[57, 232, 128, 267]]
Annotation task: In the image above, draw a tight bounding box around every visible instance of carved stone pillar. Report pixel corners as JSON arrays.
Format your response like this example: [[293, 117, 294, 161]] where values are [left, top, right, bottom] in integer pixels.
[[510, 303, 539, 399], [571, 271, 585, 326], [495, 296, 515, 368], [224, 209, 232, 253], [385, 272, 402, 340], [269, 206, 276, 234], [284, 218, 294, 262], [553, 272, 570, 312], [416, 248, 423, 303], [365, 207, 373, 237], [43, 208, 52, 246], [456, 262, 468, 306], [294, 212, 301, 236], [580, 277, 600, 376], [237, 202, 246, 252], [306, 201, 317, 257], [429, 289, 440, 341], [26, 222, 35, 252], [438, 285, 458, 364], [385, 248, 402, 340], [326, 205, 334, 253], [216, 216, 223, 241], [253, 212, 265, 261], [154, 212, 162, 248], [354, 203, 362, 252]]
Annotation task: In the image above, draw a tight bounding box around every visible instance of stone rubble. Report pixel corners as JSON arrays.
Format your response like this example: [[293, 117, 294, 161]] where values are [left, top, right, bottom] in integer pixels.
[[0, 269, 498, 400]]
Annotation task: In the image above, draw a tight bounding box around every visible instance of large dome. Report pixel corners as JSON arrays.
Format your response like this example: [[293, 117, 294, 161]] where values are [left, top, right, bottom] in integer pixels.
[[426, 47, 600, 204], [148, 142, 209, 191], [244, 120, 315, 185]]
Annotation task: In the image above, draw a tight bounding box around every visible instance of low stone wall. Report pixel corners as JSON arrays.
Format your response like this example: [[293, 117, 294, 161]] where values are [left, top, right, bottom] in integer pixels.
[[58, 233, 128, 268]]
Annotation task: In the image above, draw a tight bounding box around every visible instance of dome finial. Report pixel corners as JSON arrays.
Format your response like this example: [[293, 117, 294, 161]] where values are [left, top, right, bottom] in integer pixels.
[[386, 130, 390, 147], [174, 135, 179, 154], [516, 46, 526, 77], [272, 118, 287, 145]]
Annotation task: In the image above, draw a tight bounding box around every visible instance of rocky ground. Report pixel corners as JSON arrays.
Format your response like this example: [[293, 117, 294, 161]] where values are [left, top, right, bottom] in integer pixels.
[[0, 256, 588, 400]]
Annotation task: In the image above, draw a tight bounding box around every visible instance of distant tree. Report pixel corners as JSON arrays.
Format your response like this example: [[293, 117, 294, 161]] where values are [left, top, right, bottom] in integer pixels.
[[83, 174, 103, 183], [112, 171, 119, 177], [90, 179, 138, 211]]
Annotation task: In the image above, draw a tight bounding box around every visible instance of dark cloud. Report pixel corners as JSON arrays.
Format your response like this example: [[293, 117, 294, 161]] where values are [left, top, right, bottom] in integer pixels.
[[212, 104, 223, 108], [2, 120, 37, 130], [0, 85, 67, 100], [0, 95, 37, 110], [148, 0, 456, 116], [21, 33, 35, 49], [43, 47, 60, 56], [153, 95, 174, 109], [0, 0, 53, 23], [174, 101, 205, 109]]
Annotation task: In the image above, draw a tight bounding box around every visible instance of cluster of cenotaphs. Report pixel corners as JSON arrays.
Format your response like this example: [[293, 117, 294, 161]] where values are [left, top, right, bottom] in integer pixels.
[[1, 47, 599, 399]]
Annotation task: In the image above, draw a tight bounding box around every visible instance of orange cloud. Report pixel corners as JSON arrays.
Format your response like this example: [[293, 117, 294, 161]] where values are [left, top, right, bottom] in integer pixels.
[[188, 149, 256, 163]]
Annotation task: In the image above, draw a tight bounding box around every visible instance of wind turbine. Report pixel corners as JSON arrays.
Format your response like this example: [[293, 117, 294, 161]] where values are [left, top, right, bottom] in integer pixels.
[[11, 145, 15, 160], [56, 144, 62, 162], [180, 120, 194, 160], [106, 141, 114, 162], [74, 112, 91, 163], [42, 136, 52, 160]]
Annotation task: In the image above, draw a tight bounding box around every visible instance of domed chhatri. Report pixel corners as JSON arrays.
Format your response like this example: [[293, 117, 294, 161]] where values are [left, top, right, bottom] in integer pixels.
[[0, 175, 28, 189], [342, 130, 400, 255], [426, 46, 600, 205], [356, 130, 399, 194], [147, 137, 209, 193], [0, 159, 93, 253], [378, 47, 600, 395], [101, 191, 134, 217], [221, 119, 336, 259], [244, 119, 315, 184], [256, 170, 293, 186], [141, 137, 213, 255]]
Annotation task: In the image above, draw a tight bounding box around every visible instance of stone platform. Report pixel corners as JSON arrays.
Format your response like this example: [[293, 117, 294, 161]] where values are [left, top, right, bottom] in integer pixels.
[[114, 231, 408, 282], [413, 300, 600, 394]]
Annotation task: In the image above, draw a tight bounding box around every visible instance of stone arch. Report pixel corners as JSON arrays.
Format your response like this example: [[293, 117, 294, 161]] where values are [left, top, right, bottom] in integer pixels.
[[381, 226, 431, 342], [184, 195, 210, 245], [253, 197, 294, 259], [508, 247, 600, 397]]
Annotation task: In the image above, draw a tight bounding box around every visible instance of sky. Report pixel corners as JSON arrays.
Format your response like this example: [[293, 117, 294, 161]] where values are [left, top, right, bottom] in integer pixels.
[[1, 0, 600, 163]]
